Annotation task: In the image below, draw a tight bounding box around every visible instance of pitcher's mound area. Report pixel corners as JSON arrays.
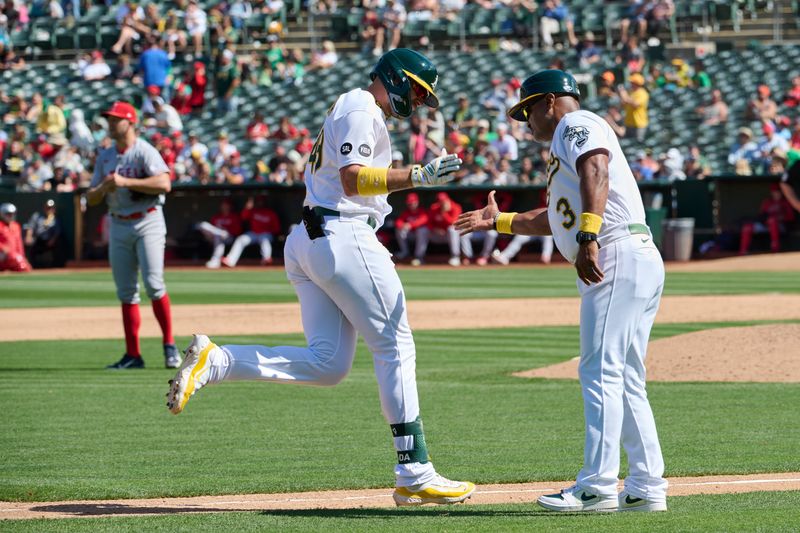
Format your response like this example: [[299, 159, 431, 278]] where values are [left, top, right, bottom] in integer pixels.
[[514, 323, 800, 382]]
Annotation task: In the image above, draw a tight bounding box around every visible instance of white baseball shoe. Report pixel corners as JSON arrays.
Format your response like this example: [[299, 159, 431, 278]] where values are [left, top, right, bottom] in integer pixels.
[[166, 334, 218, 415], [618, 491, 667, 512], [205, 258, 221, 269], [491, 249, 510, 265], [537, 485, 618, 512], [447, 257, 461, 267], [393, 474, 475, 506]]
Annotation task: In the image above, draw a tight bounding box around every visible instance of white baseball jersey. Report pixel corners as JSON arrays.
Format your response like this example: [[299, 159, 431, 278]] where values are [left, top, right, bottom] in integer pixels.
[[546, 110, 646, 263], [303, 88, 393, 227]]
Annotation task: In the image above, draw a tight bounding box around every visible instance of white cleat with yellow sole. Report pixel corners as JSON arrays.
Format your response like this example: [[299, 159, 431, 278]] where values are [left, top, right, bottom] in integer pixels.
[[166, 334, 217, 415], [393, 474, 476, 506]]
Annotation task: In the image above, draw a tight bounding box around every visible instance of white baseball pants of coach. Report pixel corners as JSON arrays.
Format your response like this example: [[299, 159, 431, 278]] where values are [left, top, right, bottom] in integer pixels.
[[205, 215, 435, 487], [575, 234, 668, 502]]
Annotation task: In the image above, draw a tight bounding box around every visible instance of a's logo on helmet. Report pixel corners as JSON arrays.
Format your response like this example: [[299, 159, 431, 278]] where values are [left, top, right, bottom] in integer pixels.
[[431, 75, 438, 90]]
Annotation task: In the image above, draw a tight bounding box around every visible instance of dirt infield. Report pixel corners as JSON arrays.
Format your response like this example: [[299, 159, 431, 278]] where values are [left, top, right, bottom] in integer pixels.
[[1, 473, 799, 520], [515, 323, 800, 382]]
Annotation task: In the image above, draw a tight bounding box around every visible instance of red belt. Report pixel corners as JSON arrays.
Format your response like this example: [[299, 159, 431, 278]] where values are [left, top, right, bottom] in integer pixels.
[[112, 207, 157, 220]]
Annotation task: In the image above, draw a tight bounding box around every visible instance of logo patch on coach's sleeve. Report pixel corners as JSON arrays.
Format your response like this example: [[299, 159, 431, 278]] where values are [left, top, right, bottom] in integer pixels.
[[562, 125, 590, 148], [358, 144, 372, 157], [340, 143, 353, 155]]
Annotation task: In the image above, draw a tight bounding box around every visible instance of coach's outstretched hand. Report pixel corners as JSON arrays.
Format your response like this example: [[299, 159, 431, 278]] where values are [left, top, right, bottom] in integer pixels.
[[410, 148, 462, 187], [455, 190, 500, 236]]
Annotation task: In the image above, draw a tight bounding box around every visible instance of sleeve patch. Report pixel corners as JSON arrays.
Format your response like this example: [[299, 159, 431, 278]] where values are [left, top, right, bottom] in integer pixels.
[[340, 143, 353, 155], [358, 144, 372, 157], [562, 125, 590, 148]]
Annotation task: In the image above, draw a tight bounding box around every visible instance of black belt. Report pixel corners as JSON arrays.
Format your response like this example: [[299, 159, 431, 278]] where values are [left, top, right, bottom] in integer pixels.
[[311, 206, 377, 229]]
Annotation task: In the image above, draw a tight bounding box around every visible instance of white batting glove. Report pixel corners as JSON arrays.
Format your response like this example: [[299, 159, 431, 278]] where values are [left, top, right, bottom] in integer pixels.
[[410, 148, 462, 187]]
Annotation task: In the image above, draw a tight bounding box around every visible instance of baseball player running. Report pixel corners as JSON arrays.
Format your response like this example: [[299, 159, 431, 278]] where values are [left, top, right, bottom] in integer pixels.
[[167, 49, 475, 506], [456, 70, 667, 512], [87, 101, 181, 370]]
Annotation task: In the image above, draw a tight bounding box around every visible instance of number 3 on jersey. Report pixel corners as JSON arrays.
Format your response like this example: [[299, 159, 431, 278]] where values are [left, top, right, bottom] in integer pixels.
[[556, 197, 576, 229]]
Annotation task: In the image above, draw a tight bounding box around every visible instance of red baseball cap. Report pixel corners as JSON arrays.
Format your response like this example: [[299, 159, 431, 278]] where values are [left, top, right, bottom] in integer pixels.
[[102, 101, 138, 123], [406, 192, 419, 205], [146, 85, 161, 95]]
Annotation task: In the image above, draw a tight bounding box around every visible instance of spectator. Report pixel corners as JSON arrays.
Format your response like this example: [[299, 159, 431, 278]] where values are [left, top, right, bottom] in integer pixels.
[[0, 47, 26, 71], [178, 131, 209, 163], [18, 155, 54, 192], [169, 80, 193, 115], [597, 71, 618, 98], [691, 59, 712, 89], [739, 184, 795, 254], [23, 198, 64, 268], [665, 58, 691, 88], [222, 196, 281, 266], [619, 73, 649, 142], [181, 147, 212, 183], [35, 95, 65, 138], [684, 145, 712, 179], [619, 0, 648, 43], [68, 109, 94, 154], [783, 75, 800, 108], [728, 127, 759, 174], [152, 96, 183, 132], [25, 92, 43, 122], [138, 36, 171, 93], [247, 111, 270, 143], [217, 151, 249, 184], [229, 0, 253, 29], [265, 34, 286, 76], [110, 1, 146, 55], [197, 198, 243, 269], [281, 48, 305, 86], [658, 147, 686, 181], [491, 123, 518, 161], [163, 10, 187, 60], [617, 35, 645, 73], [2, 90, 27, 123], [267, 143, 291, 172], [374, 0, 406, 56], [448, 93, 479, 132], [185, 0, 208, 58], [112, 53, 136, 84], [517, 156, 537, 184], [481, 78, 507, 118], [576, 32, 602, 69], [270, 115, 300, 140], [48, 0, 64, 19], [294, 128, 313, 156], [646, 62, 668, 90], [209, 130, 238, 171], [646, 0, 674, 39], [756, 122, 789, 170], [215, 49, 240, 116], [696, 88, 728, 126], [791, 118, 800, 150], [305, 40, 338, 71], [747, 84, 778, 122], [603, 104, 627, 138], [394, 192, 429, 265], [0, 203, 31, 272], [360, 7, 381, 56], [459, 194, 498, 266], [540, 0, 577, 49], [416, 192, 462, 267], [187, 61, 207, 112]]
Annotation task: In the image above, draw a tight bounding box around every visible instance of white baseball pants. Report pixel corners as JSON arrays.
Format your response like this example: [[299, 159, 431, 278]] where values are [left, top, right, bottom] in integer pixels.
[[415, 226, 460, 259], [460, 229, 498, 259], [206, 216, 436, 487], [224, 231, 274, 265], [498, 234, 553, 262], [197, 221, 232, 264], [575, 235, 668, 501]]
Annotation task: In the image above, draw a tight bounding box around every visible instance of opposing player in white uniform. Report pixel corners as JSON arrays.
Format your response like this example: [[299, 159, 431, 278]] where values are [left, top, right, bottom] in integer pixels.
[[456, 70, 667, 512], [166, 49, 475, 506]]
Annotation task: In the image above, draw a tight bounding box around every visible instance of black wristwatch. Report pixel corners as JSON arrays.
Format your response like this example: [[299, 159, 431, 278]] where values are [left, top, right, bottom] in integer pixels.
[[575, 231, 598, 245]]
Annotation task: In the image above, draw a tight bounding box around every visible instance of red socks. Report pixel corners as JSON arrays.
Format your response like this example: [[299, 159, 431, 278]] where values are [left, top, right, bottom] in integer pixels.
[[151, 294, 175, 345], [767, 217, 781, 252], [121, 303, 141, 357]]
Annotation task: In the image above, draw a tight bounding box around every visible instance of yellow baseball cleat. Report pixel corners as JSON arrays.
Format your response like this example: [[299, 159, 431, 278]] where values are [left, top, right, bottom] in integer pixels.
[[392, 475, 476, 506], [166, 334, 217, 415]]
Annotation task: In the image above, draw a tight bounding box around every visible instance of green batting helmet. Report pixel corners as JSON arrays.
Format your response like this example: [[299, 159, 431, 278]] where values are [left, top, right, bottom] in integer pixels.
[[370, 48, 439, 119], [507, 69, 580, 122]]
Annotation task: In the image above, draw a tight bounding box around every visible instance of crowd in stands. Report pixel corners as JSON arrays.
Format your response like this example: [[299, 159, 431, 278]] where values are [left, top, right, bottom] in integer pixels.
[[1, 1, 799, 191]]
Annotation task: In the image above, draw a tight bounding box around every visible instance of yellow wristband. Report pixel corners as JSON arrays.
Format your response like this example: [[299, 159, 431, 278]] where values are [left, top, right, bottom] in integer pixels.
[[496, 212, 517, 234], [579, 212, 603, 234], [356, 167, 389, 196]]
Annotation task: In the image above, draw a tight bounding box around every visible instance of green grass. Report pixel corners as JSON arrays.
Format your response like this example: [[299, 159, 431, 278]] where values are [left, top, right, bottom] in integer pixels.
[[1, 269, 799, 308], [4, 492, 800, 532], [1, 322, 798, 502]]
